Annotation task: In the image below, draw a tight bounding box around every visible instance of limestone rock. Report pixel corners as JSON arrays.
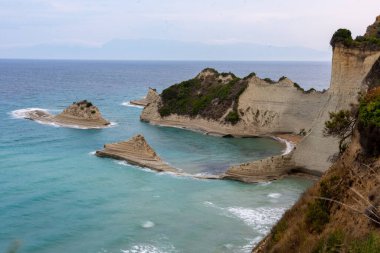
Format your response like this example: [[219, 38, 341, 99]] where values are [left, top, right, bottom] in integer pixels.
[[96, 134, 177, 172]]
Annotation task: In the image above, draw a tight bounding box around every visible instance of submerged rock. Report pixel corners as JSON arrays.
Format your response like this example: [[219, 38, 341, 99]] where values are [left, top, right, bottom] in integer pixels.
[[95, 134, 177, 172]]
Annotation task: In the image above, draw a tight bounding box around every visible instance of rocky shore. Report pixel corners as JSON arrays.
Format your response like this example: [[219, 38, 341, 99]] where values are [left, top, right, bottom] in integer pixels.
[[23, 100, 111, 129]]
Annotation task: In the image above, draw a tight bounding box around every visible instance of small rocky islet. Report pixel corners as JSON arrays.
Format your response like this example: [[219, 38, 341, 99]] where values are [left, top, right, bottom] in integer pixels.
[[23, 100, 110, 128]]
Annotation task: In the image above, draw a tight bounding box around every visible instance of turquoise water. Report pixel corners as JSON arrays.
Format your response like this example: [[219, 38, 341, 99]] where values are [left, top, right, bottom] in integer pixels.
[[0, 60, 329, 253]]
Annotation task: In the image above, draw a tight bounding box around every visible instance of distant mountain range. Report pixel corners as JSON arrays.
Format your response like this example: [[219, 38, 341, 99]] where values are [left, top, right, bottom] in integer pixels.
[[0, 39, 331, 61]]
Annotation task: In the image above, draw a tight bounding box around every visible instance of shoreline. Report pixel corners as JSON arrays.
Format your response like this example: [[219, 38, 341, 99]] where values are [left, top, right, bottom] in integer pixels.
[[140, 120, 318, 182]]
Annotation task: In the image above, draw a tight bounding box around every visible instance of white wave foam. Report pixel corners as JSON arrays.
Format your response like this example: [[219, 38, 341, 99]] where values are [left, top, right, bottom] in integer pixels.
[[121, 101, 144, 109], [268, 193, 282, 199], [10, 108, 50, 119], [88, 151, 96, 156], [10, 108, 117, 129], [204, 201, 286, 235], [258, 181, 272, 186], [270, 136, 295, 155], [227, 207, 286, 234], [121, 243, 177, 253], [141, 221, 155, 228], [115, 161, 155, 173]]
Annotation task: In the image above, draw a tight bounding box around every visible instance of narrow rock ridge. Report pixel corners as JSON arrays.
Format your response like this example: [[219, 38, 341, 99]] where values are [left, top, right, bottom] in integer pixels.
[[95, 135, 222, 180], [130, 88, 158, 107], [24, 100, 111, 128], [96, 134, 177, 172]]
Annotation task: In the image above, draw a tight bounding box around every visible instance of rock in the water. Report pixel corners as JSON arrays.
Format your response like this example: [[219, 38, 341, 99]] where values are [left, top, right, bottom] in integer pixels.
[[95, 134, 177, 172], [54, 100, 110, 127], [21, 100, 110, 129]]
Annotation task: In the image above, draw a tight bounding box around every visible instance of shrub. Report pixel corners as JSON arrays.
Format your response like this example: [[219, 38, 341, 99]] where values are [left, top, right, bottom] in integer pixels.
[[330, 28, 380, 50], [264, 78, 276, 84], [293, 82, 304, 92], [243, 72, 256, 79], [324, 110, 356, 154], [312, 230, 344, 253], [305, 200, 330, 233], [358, 87, 380, 155], [158, 71, 247, 123], [350, 233, 380, 253], [225, 111, 240, 125], [271, 219, 288, 243], [330, 29, 353, 47], [91, 110, 96, 114], [80, 106, 84, 110], [359, 87, 380, 127], [279, 76, 287, 81]]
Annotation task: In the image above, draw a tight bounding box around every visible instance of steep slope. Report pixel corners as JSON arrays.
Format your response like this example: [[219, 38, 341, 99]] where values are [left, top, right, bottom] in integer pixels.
[[253, 87, 380, 252]]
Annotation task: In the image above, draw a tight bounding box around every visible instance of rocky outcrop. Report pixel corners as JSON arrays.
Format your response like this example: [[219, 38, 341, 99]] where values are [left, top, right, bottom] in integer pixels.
[[130, 88, 158, 107], [96, 134, 177, 172], [222, 153, 295, 183], [141, 74, 325, 136], [23, 100, 110, 128], [365, 15, 380, 37], [140, 16, 380, 179]]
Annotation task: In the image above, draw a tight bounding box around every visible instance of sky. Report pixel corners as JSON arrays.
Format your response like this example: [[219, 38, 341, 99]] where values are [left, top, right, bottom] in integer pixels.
[[1, 0, 380, 59]]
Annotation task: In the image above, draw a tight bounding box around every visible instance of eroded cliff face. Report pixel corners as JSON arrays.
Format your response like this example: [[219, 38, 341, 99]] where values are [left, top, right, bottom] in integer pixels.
[[140, 16, 380, 178], [141, 74, 325, 137], [293, 46, 380, 173]]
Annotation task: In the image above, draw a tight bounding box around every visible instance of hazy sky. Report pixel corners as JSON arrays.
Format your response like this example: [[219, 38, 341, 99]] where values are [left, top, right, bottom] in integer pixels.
[[1, 0, 380, 51]]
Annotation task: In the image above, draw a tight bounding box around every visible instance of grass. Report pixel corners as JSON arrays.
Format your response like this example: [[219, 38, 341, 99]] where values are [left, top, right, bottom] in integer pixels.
[[350, 233, 380, 253]]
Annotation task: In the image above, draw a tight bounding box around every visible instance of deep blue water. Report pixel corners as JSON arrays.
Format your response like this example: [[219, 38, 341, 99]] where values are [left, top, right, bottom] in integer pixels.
[[0, 60, 330, 253]]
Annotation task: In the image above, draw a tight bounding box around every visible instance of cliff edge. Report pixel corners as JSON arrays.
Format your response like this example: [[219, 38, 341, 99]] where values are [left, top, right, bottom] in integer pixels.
[[140, 16, 380, 180]]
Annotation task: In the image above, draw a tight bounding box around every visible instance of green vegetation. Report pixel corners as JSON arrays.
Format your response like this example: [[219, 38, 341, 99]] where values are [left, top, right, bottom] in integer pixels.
[[305, 200, 330, 233], [330, 28, 380, 50], [305, 176, 341, 233], [313, 230, 344, 253], [91, 110, 96, 114], [264, 77, 275, 84], [271, 219, 288, 244], [279, 76, 287, 81], [293, 82, 318, 93], [350, 233, 380, 253], [358, 87, 380, 156], [359, 87, 380, 127], [324, 109, 357, 154], [313, 232, 380, 253], [158, 69, 248, 124], [243, 72, 256, 80], [225, 111, 240, 125]]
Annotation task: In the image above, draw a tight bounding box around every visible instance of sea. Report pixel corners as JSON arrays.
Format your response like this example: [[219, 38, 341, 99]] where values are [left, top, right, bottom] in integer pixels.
[[0, 60, 331, 253]]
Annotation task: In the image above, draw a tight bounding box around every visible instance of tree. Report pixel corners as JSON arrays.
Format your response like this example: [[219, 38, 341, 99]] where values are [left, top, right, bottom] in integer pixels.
[[324, 109, 357, 154]]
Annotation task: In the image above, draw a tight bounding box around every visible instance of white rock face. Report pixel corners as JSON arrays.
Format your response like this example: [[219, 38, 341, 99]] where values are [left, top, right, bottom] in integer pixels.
[[140, 44, 380, 178]]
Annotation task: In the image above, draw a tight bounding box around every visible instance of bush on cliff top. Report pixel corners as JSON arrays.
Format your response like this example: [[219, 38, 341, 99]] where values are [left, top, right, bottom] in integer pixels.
[[158, 69, 248, 123], [330, 28, 380, 50]]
